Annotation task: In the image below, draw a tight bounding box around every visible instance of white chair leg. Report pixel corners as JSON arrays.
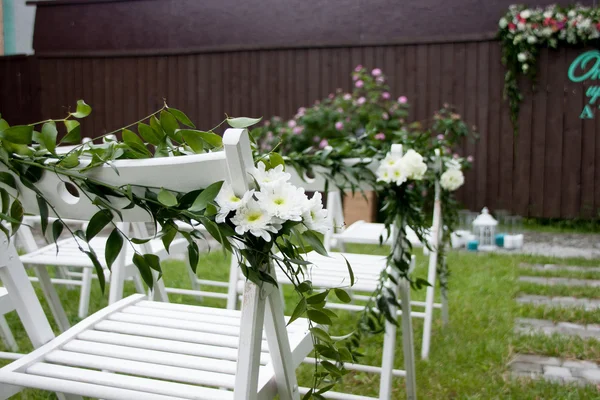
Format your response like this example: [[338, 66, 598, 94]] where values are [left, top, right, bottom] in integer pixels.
[[32, 265, 71, 332], [0, 316, 18, 352], [77, 267, 93, 319], [185, 261, 203, 301], [226, 255, 240, 310], [379, 291, 398, 400], [400, 278, 417, 400]]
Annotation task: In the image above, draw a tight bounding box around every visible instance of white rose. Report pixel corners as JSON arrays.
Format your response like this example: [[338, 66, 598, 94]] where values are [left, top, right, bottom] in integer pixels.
[[527, 35, 537, 44], [517, 52, 527, 62], [543, 10, 553, 19], [556, 12, 564, 20], [517, 22, 526, 31], [522, 63, 529, 72], [400, 150, 428, 180], [568, 10, 576, 18], [440, 168, 464, 191], [499, 18, 508, 28], [543, 27, 553, 37], [520, 10, 531, 19]]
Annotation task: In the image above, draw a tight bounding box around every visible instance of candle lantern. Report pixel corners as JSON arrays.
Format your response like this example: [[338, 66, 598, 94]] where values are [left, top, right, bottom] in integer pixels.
[[472, 207, 498, 250]]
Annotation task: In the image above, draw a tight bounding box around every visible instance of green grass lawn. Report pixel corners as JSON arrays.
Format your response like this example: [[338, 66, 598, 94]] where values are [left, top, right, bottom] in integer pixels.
[[3, 247, 600, 399]]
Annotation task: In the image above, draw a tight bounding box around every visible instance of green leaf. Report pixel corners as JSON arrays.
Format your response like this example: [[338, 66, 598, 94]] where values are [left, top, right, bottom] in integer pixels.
[[160, 110, 179, 137], [105, 228, 124, 270], [189, 181, 224, 212], [287, 298, 307, 326], [226, 116, 262, 129], [0, 119, 9, 132], [307, 290, 329, 304], [1, 125, 33, 144], [180, 129, 223, 150], [40, 121, 58, 154], [0, 188, 9, 215], [86, 209, 113, 241], [138, 123, 162, 146], [342, 255, 355, 287], [306, 309, 333, 325], [334, 288, 352, 303], [161, 221, 178, 252], [297, 281, 312, 293], [143, 254, 162, 273], [58, 151, 81, 169], [187, 242, 199, 273], [62, 120, 81, 144], [9, 199, 23, 235], [122, 129, 151, 155], [320, 360, 342, 377], [269, 152, 285, 169], [51, 219, 64, 243], [84, 249, 106, 292], [302, 230, 328, 257], [71, 100, 92, 118], [310, 327, 332, 343], [157, 188, 178, 207], [36, 195, 48, 235], [168, 108, 195, 128], [0, 172, 17, 189], [132, 253, 153, 289]]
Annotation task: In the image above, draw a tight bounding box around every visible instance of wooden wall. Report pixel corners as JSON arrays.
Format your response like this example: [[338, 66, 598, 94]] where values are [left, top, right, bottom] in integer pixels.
[[1, 42, 598, 219]]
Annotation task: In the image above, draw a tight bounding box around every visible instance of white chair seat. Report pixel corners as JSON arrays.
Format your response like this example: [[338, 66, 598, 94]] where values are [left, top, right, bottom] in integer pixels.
[[0, 294, 312, 400], [20, 236, 188, 269], [333, 221, 428, 248]]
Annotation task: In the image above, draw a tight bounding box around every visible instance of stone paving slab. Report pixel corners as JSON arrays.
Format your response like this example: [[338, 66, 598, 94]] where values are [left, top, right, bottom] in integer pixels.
[[515, 318, 600, 339], [509, 354, 599, 385], [516, 295, 600, 310], [519, 263, 600, 273], [518, 276, 600, 287]]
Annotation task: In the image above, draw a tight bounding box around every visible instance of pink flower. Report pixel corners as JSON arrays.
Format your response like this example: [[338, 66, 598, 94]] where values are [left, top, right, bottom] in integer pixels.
[[328, 93, 335, 99], [319, 139, 329, 149], [293, 126, 304, 135], [467, 156, 474, 162], [382, 92, 391, 100], [287, 120, 297, 128], [407, 184, 414, 190], [336, 108, 344, 113], [372, 68, 382, 77], [355, 80, 364, 88], [357, 97, 366, 105], [437, 134, 444, 140], [335, 121, 344, 131], [343, 93, 352, 100], [453, 153, 459, 159], [313, 136, 320, 143], [398, 96, 408, 104], [352, 74, 359, 81], [354, 64, 363, 72], [376, 76, 385, 84], [375, 133, 386, 140], [273, 116, 281, 122], [382, 112, 389, 120]]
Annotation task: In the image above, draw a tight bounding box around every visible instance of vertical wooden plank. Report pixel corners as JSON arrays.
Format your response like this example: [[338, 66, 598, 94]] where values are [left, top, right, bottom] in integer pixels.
[[339, 47, 352, 93], [486, 43, 503, 212], [136, 57, 146, 119], [251, 51, 261, 118], [404, 45, 417, 120], [166, 55, 178, 108], [194, 53, 208, 125], [562, 49, 583, 218], [156, 56, 168, 110], [321, 48, 333, 98], [543, 48, 565, 218], [394, 45, 407, 100], [383, 46, 396, 93], [452, 43, 467, 206], [350, 47, 363, 76], [528, 49, 549, 218], [146, 56, 158, 116], [440, 44, 454, 110], [307, 48, 320, 104], [580, 72, 596, 217], [475, 42, 489, 211], [113, 58, 125, 129], [464, 43, 478, 211], [428, 44, 441, 114], [415, 45, 428, 122], [514, 69, 534, 216], [92, 58, 106, 136], [122, 57, 136, 129]]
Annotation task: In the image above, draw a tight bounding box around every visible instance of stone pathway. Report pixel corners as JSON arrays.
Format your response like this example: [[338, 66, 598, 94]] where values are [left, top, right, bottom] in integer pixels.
[[515, 318, 600, 339], [518, 276, 600, 287], [516, 295, 600, 310], [509, 354, 600, 385], [519, 263, 600, 273]]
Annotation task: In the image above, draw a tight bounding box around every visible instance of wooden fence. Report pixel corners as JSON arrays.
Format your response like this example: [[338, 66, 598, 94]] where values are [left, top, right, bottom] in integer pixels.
[[0, 42, 598, 219]]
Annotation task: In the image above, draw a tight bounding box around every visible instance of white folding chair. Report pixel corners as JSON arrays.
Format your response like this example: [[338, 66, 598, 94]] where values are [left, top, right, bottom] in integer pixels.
[[0, 128, 312, 400]]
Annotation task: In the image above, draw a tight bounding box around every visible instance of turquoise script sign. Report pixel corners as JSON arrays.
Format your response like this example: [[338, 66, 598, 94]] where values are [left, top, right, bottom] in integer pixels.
[[568, 50, 600, 119]]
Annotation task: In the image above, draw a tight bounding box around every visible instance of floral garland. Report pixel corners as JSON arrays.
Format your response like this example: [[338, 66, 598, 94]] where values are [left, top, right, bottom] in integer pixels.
[[498, 4, 600, 133], [0, 101, 355, 396]]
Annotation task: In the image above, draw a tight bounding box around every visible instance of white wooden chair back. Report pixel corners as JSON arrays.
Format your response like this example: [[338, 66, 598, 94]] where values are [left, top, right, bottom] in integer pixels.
[[0, 128, 300, 399]]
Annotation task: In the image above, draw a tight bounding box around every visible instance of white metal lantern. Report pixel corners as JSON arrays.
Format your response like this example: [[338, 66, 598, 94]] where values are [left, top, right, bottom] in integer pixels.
[[472, 207, 497, 250]]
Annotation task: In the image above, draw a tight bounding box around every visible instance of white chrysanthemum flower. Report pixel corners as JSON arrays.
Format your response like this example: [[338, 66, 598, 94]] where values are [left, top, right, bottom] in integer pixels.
[[215, 182, 254, 223], [517, 22, 526, 31], [520, 10, 531, 19], [255, 183, 306, 221], [543, 10, 553, 19], [376, 165, 393, 183], [248, 161, 291, 188], [389, 163, 408, 185], [382, 153, 402, 167], [522, 63, 529, 72], [444, 159, 462, 171], [499, 18, 508, 29], [527, 35, 537, 44], [517, 52, 527, 62], [302, 192, 329, 234], [231, 198, 281, 241], [440, 168, 465, 191], [400, 149, 428, 180], [568, 10, 576, 18]]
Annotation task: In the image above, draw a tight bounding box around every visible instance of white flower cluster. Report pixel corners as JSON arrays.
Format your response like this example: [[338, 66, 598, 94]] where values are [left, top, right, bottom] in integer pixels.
[[376, 149, 427, 185], [440, 159, 465, 192], [215, 162, 328, 241], [499, 5, 600, 73]]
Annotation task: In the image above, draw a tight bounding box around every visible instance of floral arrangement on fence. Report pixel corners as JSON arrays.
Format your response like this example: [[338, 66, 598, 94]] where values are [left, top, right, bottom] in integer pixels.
[[498, 4, 600, 133], [0, 101, 356, 396]]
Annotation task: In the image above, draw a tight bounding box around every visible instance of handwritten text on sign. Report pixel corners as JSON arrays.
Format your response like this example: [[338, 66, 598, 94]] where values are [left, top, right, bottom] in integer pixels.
[[568, 50, 600, 119]]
